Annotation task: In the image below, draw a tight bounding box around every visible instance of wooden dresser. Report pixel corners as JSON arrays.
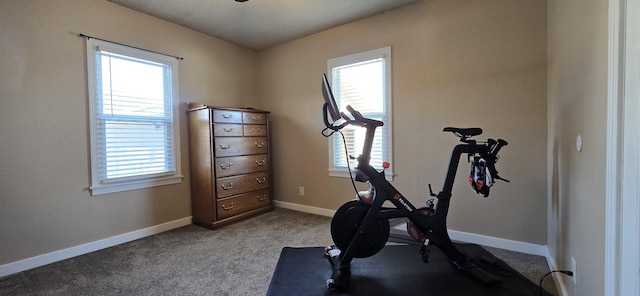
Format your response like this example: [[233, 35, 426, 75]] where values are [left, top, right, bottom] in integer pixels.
[[187, 103, 274, 229]]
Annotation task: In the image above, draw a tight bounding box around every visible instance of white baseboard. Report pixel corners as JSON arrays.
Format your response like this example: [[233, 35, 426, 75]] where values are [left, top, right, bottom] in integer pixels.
[[273, 200, 336, 217], [543, 248, 571, 296], [0, 216, 192, 278], [274, 201, 547, 256], [448, 230, 547, 256]]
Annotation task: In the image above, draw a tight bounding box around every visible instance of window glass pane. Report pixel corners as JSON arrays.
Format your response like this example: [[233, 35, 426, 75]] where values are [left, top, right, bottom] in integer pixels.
[[333, 59, 384, 114], [99, 52, 170, 119]]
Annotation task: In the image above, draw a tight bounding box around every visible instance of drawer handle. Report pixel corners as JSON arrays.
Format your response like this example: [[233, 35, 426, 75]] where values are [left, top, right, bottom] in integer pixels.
[[255, 142, 265, 148], [222, 202, 234, 211], [257, 194, 267, 201], [223, 114, 233, 119], [251, 115, 262, 121], [251, 127, 262, 133], [223, 128, 233, 132], [256, 177, 267, 184], [221, 182, 233, 190], [220, 144, 231, 149], [255, 160, 266, 166], [220, 163, 232, 170]]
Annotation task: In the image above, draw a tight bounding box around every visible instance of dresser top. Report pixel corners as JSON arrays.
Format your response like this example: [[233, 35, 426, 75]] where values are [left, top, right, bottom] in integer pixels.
[[187, 102, 269, 113]]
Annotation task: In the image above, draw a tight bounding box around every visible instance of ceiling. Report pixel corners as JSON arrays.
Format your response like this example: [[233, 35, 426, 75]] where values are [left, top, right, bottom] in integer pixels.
[[107, 0, 422, 50]]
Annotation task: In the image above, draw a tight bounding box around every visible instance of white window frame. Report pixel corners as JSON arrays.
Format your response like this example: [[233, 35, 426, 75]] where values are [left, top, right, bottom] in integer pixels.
[[85, 38, 182, 195], [327, 46, 393, 181]]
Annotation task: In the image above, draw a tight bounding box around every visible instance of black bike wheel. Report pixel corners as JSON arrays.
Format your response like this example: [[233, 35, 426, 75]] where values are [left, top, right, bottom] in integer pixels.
[[330, 200, 390, 258]]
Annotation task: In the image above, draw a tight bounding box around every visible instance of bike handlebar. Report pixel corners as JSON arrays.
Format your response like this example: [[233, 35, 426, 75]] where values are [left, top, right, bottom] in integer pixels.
[[491, 139, 508, 156], [323, 103, 383, 131]]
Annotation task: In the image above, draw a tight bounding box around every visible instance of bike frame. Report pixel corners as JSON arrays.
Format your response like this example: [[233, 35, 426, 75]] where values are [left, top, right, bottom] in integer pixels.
[[324, 103, 505, 289], [345, 138, 493, 259]]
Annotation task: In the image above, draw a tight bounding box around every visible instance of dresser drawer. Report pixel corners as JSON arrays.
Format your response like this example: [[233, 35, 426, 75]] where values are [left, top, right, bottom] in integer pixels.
[[243, 125, 267, 136], [216, 172, 270, 198], [217, 189, 270, 220], [243, 112, 267, 124], [213, 124, 243, 136], [212, 110, 242, 123], [214, 137, 268, 157], [215, 154, 269, 177]]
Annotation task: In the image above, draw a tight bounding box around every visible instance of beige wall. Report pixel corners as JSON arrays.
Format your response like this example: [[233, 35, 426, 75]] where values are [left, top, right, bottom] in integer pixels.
[[258, 0, 548, 245], [5, 0, 587, 282], [548, 0, 608, 295], [0, 0, 257, 264]]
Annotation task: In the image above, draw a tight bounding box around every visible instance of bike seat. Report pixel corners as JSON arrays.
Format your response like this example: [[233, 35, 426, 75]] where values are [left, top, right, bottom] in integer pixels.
[[443, 127, 483, 137]]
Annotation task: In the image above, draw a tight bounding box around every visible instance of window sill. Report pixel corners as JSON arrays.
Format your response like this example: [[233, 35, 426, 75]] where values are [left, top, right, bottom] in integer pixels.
[[90, 175, 183, 196]]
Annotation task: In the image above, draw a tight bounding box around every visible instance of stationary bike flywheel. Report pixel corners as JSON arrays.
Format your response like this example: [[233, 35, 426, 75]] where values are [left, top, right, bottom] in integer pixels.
[[330, 200, 390, 258]]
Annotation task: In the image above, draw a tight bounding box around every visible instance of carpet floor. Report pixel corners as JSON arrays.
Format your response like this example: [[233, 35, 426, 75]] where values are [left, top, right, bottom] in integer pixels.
[[0, 208, 557, 295]]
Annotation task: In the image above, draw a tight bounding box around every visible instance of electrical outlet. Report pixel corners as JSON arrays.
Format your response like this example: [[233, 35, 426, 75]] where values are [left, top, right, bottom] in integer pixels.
[[298, 187, 305, 196], [571, 257, 577, 285]]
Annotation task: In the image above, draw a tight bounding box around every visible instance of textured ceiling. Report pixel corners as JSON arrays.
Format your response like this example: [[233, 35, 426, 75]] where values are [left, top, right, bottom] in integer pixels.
[[108, 0, 422, 50]]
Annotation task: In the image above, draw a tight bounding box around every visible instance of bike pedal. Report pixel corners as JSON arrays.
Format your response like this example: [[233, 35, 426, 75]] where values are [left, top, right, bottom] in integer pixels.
[[419, 245, 431, 263], [327, 248, 341, 258], [478, 255, 498, 266], [324, 245, 340, 257]]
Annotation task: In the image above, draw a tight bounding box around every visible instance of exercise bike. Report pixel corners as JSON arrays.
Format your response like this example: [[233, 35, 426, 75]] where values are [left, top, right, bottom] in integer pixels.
[[320, 74, 510, 291]]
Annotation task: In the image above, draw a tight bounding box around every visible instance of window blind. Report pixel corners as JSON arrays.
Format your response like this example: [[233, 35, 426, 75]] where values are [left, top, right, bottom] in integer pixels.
[[332, 58, 388, 169], [94, 50, 175, 182]]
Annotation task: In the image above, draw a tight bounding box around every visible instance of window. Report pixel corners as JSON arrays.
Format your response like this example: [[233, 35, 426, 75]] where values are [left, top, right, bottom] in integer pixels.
[[327, 47, 393, 180], [85, 39, 182, 195]]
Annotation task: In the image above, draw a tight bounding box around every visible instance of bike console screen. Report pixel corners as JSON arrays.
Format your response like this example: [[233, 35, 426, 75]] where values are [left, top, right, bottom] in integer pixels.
[[322, 73, 341, 122]]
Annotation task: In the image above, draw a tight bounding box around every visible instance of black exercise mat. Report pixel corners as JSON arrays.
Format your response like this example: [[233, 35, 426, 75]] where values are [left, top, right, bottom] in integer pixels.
[[267, 244, 552, 296]]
